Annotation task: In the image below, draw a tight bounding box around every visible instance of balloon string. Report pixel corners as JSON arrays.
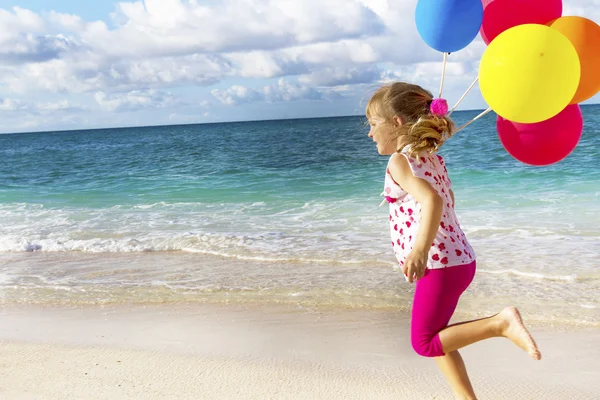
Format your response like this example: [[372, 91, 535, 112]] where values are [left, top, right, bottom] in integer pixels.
[[439, 52, 448, 98], [454, 107, 493, 134], [448, 76, 479, 117]]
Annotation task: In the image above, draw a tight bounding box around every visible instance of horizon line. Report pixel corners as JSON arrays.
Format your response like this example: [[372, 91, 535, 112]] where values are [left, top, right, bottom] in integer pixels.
[[2, 103, 599, 136]]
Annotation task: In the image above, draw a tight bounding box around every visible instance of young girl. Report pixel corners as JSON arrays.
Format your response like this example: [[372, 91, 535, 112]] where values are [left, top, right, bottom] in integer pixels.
[[366, 82, 541, 400]]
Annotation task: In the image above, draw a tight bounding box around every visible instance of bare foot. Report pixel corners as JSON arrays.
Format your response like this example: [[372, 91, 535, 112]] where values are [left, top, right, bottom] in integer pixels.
[[498, 306, 541, 360]]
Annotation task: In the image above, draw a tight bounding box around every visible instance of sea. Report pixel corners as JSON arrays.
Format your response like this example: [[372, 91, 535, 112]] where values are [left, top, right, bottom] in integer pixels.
[[1, 106, 599, 327]]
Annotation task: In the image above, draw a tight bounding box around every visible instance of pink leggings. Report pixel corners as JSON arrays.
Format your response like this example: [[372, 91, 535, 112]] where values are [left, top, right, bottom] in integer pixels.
[[410, 261, 476, 358]]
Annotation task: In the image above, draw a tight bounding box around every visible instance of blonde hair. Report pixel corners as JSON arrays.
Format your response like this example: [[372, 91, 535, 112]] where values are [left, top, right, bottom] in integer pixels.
[[366, 82, 455, 158]]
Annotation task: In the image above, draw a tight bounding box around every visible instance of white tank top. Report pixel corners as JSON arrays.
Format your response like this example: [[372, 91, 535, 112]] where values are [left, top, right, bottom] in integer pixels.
[[382, 147, 476, 270]]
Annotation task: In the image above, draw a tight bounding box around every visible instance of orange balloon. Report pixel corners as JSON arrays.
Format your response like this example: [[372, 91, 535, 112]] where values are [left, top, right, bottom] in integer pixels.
[[549, 16, 600, 104]]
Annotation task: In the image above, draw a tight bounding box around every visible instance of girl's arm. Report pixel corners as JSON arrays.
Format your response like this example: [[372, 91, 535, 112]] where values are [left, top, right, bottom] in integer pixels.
[[388, 153, 443, 282]]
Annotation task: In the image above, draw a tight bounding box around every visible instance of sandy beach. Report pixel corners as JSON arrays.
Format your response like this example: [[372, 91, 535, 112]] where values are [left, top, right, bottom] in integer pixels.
[[0, 303, 598, 400]]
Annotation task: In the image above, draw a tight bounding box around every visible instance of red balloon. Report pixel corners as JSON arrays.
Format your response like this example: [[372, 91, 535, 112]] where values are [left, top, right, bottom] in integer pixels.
[[481, 0, 563, 45], [497, 104, 583, 166]]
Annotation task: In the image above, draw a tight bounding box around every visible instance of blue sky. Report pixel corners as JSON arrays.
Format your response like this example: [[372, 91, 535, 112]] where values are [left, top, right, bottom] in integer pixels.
[[0, 0, 598, 134]]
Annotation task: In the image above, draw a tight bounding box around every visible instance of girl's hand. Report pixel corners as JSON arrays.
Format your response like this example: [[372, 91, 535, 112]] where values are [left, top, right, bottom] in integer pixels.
[[404, 249, 428, 283]]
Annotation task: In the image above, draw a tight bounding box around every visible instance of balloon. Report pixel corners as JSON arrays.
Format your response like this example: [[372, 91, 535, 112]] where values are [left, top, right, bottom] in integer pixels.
[[415, 0, 483, 53], [548, 16, 600, 104], [497, 104, 583, 166], [479, 24, 580, 124], [480, 0, 562, 45]]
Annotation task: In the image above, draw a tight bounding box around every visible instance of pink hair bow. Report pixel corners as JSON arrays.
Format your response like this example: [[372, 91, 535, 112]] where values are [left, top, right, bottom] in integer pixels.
[[430, 98, 448, 116]]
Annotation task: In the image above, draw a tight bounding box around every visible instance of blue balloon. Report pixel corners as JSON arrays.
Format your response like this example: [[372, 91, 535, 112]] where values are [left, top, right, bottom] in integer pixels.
[[415, 0, 483, 53]]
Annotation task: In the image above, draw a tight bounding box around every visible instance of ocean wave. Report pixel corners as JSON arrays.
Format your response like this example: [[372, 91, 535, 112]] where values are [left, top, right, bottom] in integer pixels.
[[0, 234, 390, 266], [1, 200, 599, 282], [477, 268, 580, 282], [1, 231, 599, 280], [181, 247, 385, 265]]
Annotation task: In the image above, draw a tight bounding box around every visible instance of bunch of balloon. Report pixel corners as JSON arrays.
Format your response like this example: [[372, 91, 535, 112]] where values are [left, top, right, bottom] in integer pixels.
[[478, 0, 600, 166]]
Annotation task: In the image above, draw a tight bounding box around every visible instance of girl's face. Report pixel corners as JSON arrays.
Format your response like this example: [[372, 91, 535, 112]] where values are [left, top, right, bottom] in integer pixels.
[[367, 115, 401, 155]]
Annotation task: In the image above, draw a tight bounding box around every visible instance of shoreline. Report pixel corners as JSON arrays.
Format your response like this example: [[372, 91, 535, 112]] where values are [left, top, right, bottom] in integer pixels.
[[1, 303, 599, 399], [1, 252, 598, 329]]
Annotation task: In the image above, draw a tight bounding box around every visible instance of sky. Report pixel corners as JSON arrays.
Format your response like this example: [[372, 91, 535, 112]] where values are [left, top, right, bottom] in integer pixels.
[[0, 0, 599, 134]]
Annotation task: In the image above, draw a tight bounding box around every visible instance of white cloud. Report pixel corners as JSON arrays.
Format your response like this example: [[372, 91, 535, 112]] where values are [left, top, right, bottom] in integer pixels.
[[3, 0, 599, 95], [4, 52, 233, 94], [4, 58, 103, 94], [47, 10, 85, 32], [298, 66, 382, 87], [0, 0, 468, 99], [34, 99, 84, 111], [0, 0, 388, 95], [0, 96, 91, 132], [564, 0, 600, 23], [94, 89, 177, 112], [211, 85, 263, 106], [0, 7, 45, 35], [263, 79, 325, 102], [0, 0, 599, 132], [111, 55, 231, 87], [2, 113, 88, 132], [75, 0, 383, 58], [0, 7, 79, 64], [224, 51, 296, 79], [211, 79, 327, 105], [0, 98, 22, 111], [0, 97, 85, 112]]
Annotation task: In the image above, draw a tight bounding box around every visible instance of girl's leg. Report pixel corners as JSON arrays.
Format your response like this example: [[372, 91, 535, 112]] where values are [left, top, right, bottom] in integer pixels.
[[411, 263, 478, 397], [435, 351, 477, 400], [411, 261, 541, 399], [438, 306, 541, 360]]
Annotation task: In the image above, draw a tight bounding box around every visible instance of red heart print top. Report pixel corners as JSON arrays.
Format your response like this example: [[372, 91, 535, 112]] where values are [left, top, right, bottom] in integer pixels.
[[383, 147, 476, 270]]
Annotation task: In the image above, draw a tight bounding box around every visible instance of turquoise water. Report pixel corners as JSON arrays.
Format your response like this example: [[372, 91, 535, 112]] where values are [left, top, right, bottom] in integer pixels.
[[0, 107, 599, 325]]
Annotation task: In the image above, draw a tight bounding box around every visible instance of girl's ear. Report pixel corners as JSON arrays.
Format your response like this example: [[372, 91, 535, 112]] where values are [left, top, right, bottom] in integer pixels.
[[393, 116, 403, 127]]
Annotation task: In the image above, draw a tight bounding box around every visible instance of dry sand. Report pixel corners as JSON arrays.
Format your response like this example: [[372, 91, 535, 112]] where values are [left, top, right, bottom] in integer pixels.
[[0, 303, 598, 399]]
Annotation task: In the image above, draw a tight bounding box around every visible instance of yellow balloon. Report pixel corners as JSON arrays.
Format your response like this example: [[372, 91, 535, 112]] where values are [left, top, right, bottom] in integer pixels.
[[479, 24, 580, 124]]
